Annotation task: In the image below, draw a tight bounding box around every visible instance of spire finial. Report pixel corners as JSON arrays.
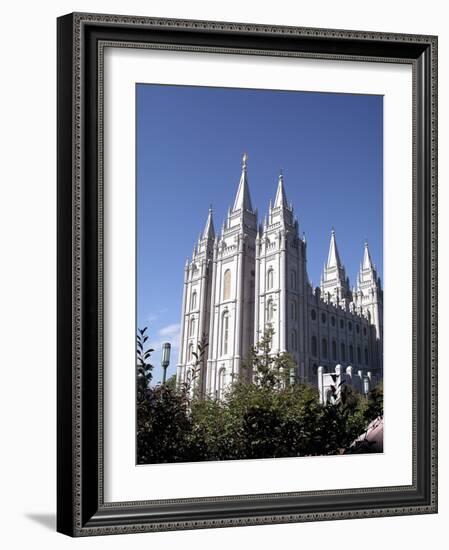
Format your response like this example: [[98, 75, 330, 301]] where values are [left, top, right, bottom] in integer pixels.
[[362, 239, 374, 270], [274, 170, 289, 209], [202, 206, 215, 240], [326, 227, 342, 269], [233, 153, 253, 212]]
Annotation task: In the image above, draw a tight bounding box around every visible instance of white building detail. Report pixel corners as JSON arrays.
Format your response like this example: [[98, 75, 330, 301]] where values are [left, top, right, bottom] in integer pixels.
[[177, 155, 383, 398]]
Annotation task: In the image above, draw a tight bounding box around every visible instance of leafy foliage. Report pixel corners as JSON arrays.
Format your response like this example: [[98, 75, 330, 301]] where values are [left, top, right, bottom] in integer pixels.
[[243, 326, 297, 389], [136, 327, 154, 403], [136, 329, 384, 464]]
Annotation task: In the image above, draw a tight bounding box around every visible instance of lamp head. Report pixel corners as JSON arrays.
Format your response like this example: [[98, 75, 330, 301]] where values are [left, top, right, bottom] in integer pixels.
[[161, 342, 171, 367]]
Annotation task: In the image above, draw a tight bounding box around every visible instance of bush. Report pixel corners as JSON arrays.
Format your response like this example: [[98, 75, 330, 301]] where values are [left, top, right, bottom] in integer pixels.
[[136, 327, 383, 464], [136, 380, 383, 464]]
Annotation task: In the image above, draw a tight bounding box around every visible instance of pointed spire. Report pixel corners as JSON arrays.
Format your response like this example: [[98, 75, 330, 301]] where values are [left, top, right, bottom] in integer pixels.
[[362, 240, 374, 270], [274, 170, 289, 209], [327, 228, 342, 269], [202, 205, 215, 240], [232, 153, 253, 212]]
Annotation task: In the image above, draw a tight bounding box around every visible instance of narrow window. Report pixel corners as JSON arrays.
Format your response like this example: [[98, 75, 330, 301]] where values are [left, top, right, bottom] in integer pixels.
[[357, 346, 361, 364], [189, 317, 196, 337], [291, 330, 297, 351], [188, 343, 194, 362], [322, 338, 328, 359], [267, 299, 274, 322], [267, 268, 274, 290], [311, 309, 316, 321], [365, 347, 369, 365], [190, 290, 197, 310], [341, 342, 346, 362], [223, 269, 231, 300], [349, 344, 354, 363], [290, 270, 297, 290], [311, 335, 317, 357], [221, 312, 229, 356], [217, 368, 226, 400], [291, 300, 297, 320], [332, 340, 337, 361]]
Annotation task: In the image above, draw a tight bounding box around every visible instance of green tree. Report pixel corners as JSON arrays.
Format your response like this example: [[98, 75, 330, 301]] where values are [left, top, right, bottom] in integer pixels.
[[136, 327, 154, 402], [243, 326, 297, 389], [136, 327, 383, 464]]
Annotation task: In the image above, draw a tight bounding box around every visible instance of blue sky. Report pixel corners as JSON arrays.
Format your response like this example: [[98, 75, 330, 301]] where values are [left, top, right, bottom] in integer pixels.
[[136, 84, 383, 383]]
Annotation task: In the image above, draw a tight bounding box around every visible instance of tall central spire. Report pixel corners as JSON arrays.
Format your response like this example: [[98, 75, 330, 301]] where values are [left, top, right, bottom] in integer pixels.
[[327, 228, 342, 269], [202, 205, 215, 240], [321, 228, 349, 302], [274, 170, 289, 209], [232, 153, 253, 213], [362, 240, 374, 270]]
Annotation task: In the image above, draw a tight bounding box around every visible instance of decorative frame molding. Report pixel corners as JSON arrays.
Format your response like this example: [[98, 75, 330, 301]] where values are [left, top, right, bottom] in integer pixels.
[[57, 12, 438, 536]]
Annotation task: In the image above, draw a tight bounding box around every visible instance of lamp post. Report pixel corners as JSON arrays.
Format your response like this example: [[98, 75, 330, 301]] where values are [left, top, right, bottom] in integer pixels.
[[161, 342, 171, 384], [363, 375, 370, 399]]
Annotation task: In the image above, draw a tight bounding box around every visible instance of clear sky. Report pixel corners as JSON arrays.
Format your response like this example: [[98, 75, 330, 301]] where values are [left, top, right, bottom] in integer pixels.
[[136, 84, 383, 383]]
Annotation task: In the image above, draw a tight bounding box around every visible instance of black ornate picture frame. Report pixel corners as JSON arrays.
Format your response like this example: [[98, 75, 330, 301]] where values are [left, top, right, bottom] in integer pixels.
[[57, 12, 438, 536]]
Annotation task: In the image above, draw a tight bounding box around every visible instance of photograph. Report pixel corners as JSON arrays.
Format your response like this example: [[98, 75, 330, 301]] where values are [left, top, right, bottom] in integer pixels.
[[136, 84, 384, 464], [54, 9, 437, 537]]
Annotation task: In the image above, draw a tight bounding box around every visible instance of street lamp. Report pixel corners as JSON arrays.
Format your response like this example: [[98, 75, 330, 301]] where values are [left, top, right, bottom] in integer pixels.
[[161, 342, 171, 384], [363, 375, 370, 399]]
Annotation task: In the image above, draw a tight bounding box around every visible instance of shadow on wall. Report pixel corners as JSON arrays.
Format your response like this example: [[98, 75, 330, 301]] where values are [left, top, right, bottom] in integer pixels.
[[25, 513, 56, 531]]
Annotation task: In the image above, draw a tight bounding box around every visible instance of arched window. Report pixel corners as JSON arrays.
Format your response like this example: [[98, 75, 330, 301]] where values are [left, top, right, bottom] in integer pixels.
[[267, 268, 274, 290], [223, 269, 231, 300], [348, 321, 352, 331], [221, 312, 229, 356], [189, 317, 196, 337], [322, 338, 328, 359], [356, 324, 360, 334], [217, 368, 226, 400], [291, 300, 297, 320], [291, 330, 297, 351], [363, 326, 367, 336], [332, 340, 337, 361], [190, 290, 197, 310], [340, 319, 344, 329], [290, 270, 297, 290], [365, 347, 369, 365], [187, 343, 194, 363], [357, 346, 361, 364], [321, 312, 327, 324], [311, 335, 317, 357], [340, 342, 346, 362], [349, 344, 354, 363], [267, 299, 274, 322], [311, 309, 316, 321], [331, 316, 336, 327]]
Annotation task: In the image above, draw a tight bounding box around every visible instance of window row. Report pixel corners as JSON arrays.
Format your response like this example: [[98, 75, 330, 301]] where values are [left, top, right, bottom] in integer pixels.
[[266, 268, 298, 290], [309, 309, 367, 335], [310, 335, 369, 365], [266, 299, 299, 321]]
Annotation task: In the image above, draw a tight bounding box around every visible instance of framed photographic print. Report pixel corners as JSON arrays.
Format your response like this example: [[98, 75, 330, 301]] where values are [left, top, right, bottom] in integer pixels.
[[57, 12, 438, 536]]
